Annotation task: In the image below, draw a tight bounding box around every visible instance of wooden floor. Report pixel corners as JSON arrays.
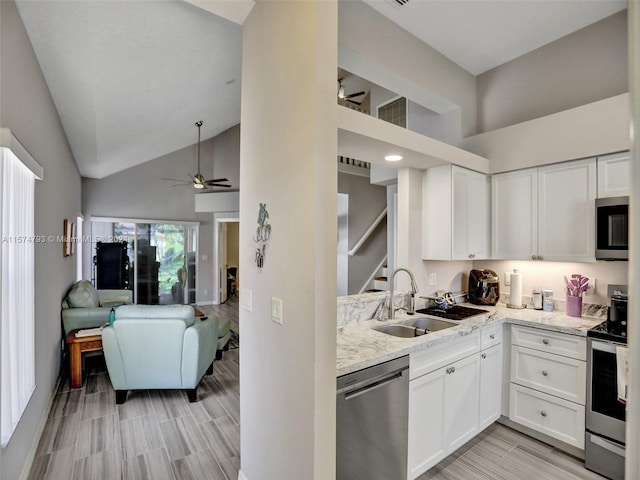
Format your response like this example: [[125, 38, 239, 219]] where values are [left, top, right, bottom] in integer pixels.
[[30, 295, 603, 480]]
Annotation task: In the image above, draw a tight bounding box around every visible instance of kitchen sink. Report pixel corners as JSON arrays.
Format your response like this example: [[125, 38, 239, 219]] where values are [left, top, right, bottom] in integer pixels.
[[400, 317, 458, 332], [372, 324, 420, 338], [372, 317, 457, 338]]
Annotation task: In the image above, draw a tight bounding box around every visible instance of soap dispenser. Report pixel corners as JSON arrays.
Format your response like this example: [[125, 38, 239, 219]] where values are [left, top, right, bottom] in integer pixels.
[[109, 308, 116, 326]]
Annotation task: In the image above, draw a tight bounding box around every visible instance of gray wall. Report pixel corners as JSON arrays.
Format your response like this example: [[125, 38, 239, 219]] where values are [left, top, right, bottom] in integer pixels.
[[0, 2, 82, 478], [82, 124, 240, 304], [338, 172, 387, 294], [477, 10, 628, 133]]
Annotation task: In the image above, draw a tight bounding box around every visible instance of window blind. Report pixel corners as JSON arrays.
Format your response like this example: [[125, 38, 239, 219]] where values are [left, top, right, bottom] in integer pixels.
[[0, 147, 36, 446]]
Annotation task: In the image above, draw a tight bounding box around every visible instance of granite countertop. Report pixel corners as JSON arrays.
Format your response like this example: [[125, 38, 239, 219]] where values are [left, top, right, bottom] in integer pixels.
[[336, 303, 604, 377]]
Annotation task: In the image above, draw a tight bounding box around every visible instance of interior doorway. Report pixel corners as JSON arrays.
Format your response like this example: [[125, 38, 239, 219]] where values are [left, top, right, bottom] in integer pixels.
[[216, 218, 239, 304]]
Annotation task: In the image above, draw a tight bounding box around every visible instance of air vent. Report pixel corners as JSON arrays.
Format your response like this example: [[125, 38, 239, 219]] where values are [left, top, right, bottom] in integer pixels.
[[377, 97, 407, 128], [388, 0, 410, 8]]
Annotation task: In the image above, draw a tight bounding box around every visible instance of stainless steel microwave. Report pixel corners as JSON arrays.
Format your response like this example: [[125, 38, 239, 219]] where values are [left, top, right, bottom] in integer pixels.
[[595, 196, 628, 260]]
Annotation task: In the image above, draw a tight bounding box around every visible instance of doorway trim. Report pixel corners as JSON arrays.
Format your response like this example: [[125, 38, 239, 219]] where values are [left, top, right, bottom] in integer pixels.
[[213, 211, 239, 305]]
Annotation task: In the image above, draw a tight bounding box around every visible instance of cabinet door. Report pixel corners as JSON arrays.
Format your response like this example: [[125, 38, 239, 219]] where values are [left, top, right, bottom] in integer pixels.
[[444, 353, 480, 452], [422, 165, 452, 260], [597, 151, 630, 198], [452, 167, 490, 260], [408, 368, 446, 479], [479, 344, 503, 432], [491, 168, 538, 260], [538, 158, 596, 262]]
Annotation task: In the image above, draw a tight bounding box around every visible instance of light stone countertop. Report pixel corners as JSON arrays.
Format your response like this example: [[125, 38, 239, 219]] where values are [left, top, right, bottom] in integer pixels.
[[336, 303, 604, 377]]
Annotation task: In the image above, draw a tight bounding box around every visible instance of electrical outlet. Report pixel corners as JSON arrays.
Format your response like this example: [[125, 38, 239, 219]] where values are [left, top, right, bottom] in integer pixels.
[[504, 272, 511, 286], [271, 297, 283, 325], [428, 273, 437, 286], [585, 278, 596, 296]]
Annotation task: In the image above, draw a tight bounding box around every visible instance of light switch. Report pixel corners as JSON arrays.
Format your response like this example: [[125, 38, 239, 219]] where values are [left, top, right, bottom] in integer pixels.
[[271, 297, 283, 325], [240, 289, 253, 312], [504, 273, 511, 286], [428, 273, 437, 286]]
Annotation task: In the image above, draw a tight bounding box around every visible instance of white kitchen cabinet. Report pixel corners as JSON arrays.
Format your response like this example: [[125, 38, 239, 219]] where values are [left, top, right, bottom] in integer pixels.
[[423, 164, 490, 260], [491, 168, 538, 260], [479, 343, 502, 432], [408, 352, 480, 479], [492, 158, 596, 262], [538, 159, 596, 262], [508, 325, 587, 450], [597, 151, 630, 198]]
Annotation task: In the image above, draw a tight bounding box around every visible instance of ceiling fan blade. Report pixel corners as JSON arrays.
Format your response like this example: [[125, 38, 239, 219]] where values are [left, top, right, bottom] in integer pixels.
[[345, 91, 365, 99], [207, 183, 232, 188], [346, 99, 362, 106], [204, 178, 230, 185], [169, 183, 192, 187]]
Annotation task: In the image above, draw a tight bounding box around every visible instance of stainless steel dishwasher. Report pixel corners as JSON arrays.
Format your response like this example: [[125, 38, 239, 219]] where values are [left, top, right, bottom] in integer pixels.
[[336, 355, 409, 480]]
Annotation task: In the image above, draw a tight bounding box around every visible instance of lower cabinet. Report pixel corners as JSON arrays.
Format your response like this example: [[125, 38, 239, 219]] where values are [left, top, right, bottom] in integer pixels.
[[408, 353, 480, 479], [479, 343, 502, 431]]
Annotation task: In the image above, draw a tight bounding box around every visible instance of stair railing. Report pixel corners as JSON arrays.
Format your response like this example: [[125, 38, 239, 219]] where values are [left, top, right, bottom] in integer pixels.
[[348, 207, 387, 257]]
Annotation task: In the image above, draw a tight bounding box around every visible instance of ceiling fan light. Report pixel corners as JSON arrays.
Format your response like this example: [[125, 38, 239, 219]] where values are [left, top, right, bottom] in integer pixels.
[[193, 182, 205, 189]]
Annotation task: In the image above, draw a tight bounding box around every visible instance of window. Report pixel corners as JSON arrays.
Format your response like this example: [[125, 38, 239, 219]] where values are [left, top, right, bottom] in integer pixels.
[[0, 131, 42, 446]]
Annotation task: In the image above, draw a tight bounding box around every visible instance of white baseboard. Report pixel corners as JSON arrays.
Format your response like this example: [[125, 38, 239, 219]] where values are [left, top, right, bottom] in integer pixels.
[[19, 375, 62, 480], [195, 300, 215, 306], [238, 470, 248, 480]]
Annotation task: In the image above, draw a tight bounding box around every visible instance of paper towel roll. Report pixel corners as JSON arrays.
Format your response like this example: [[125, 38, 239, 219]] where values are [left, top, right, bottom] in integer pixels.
[[509, 269, 523, 309]]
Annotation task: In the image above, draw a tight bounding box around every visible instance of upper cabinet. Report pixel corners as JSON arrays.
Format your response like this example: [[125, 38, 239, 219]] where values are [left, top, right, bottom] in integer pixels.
[[597, 151, 630, 198], [423, 165, 490, 260], [492, 158, 596, 262]]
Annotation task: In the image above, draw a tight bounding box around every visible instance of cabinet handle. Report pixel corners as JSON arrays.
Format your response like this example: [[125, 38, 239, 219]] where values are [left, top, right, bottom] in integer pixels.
[[537, 255, 543, 260], [542, 339, 550, 345], [490, 334, 495, 340], [469, 254, 475, 259], [531, 255, 537, 260], [540, 411, 547, 417], [446, 366, 456, 374], [541, 370, 548, 377], [481, 353, 487, 359]]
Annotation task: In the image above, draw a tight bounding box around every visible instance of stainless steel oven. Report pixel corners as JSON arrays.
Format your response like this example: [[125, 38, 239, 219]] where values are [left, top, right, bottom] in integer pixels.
[[585, 333, 626, 479]]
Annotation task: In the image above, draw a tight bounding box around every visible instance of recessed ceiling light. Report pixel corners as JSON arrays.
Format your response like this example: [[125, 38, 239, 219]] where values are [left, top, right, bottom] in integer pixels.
[[385, 154, 403, 162]]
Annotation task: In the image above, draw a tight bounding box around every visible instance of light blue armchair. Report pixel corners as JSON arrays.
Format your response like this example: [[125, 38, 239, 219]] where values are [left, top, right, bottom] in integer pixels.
[[102, 304, 218, 404]]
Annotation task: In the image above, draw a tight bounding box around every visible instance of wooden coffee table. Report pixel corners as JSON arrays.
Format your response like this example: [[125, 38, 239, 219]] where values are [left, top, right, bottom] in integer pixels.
[[67, 329, 103, 388]]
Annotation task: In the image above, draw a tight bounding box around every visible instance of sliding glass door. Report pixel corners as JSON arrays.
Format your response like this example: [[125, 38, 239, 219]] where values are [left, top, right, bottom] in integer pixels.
[[92, 219, 198, 305]]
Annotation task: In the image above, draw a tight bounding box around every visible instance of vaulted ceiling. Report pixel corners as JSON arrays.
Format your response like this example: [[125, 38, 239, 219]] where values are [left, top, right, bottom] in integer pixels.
[[14, 0, 626, 179]]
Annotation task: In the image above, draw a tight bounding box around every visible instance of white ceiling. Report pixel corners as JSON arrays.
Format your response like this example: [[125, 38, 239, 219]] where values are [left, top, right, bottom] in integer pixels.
[[16, 0, 243, 179], [363, 0, 626, 75], [14, 0, 627, 179]]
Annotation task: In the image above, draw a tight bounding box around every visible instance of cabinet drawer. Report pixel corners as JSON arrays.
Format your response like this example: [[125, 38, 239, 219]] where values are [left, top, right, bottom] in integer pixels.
[[511, 325, 586, 360], [511, 345, 586, 404], [410, 332, 480, 380], [509, 383, 585, 449], [481, 324, 502, 350]]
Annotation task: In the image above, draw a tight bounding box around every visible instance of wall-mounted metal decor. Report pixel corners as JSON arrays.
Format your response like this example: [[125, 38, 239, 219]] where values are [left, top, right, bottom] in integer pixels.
[[253, 203, 271, 268]]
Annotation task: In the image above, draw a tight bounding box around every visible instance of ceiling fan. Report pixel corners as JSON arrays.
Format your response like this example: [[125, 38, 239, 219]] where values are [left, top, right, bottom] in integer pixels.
[[163, 121, 231, 190], [338, 80, 366, 106]]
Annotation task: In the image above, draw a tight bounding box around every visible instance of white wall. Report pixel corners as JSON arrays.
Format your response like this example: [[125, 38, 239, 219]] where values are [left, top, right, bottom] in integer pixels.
[[81, 124, 240, 303], [0, 2, 82, 478], [477, 10, 628, 133], [338, 0, 477, 137], [239, 2, 337, 479]]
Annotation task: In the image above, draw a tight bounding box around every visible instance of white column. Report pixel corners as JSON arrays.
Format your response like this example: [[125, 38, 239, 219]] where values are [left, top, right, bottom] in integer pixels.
[[626, 2, 640, 479], [239, 2, 337, 480]]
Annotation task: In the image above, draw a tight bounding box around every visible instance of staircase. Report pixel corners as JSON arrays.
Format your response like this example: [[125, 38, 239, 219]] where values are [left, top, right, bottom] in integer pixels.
[[365, 263, 388, 293]]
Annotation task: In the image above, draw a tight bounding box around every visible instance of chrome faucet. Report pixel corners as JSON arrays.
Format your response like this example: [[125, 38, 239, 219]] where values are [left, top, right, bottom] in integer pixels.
[[388, 268, 419, 320]]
